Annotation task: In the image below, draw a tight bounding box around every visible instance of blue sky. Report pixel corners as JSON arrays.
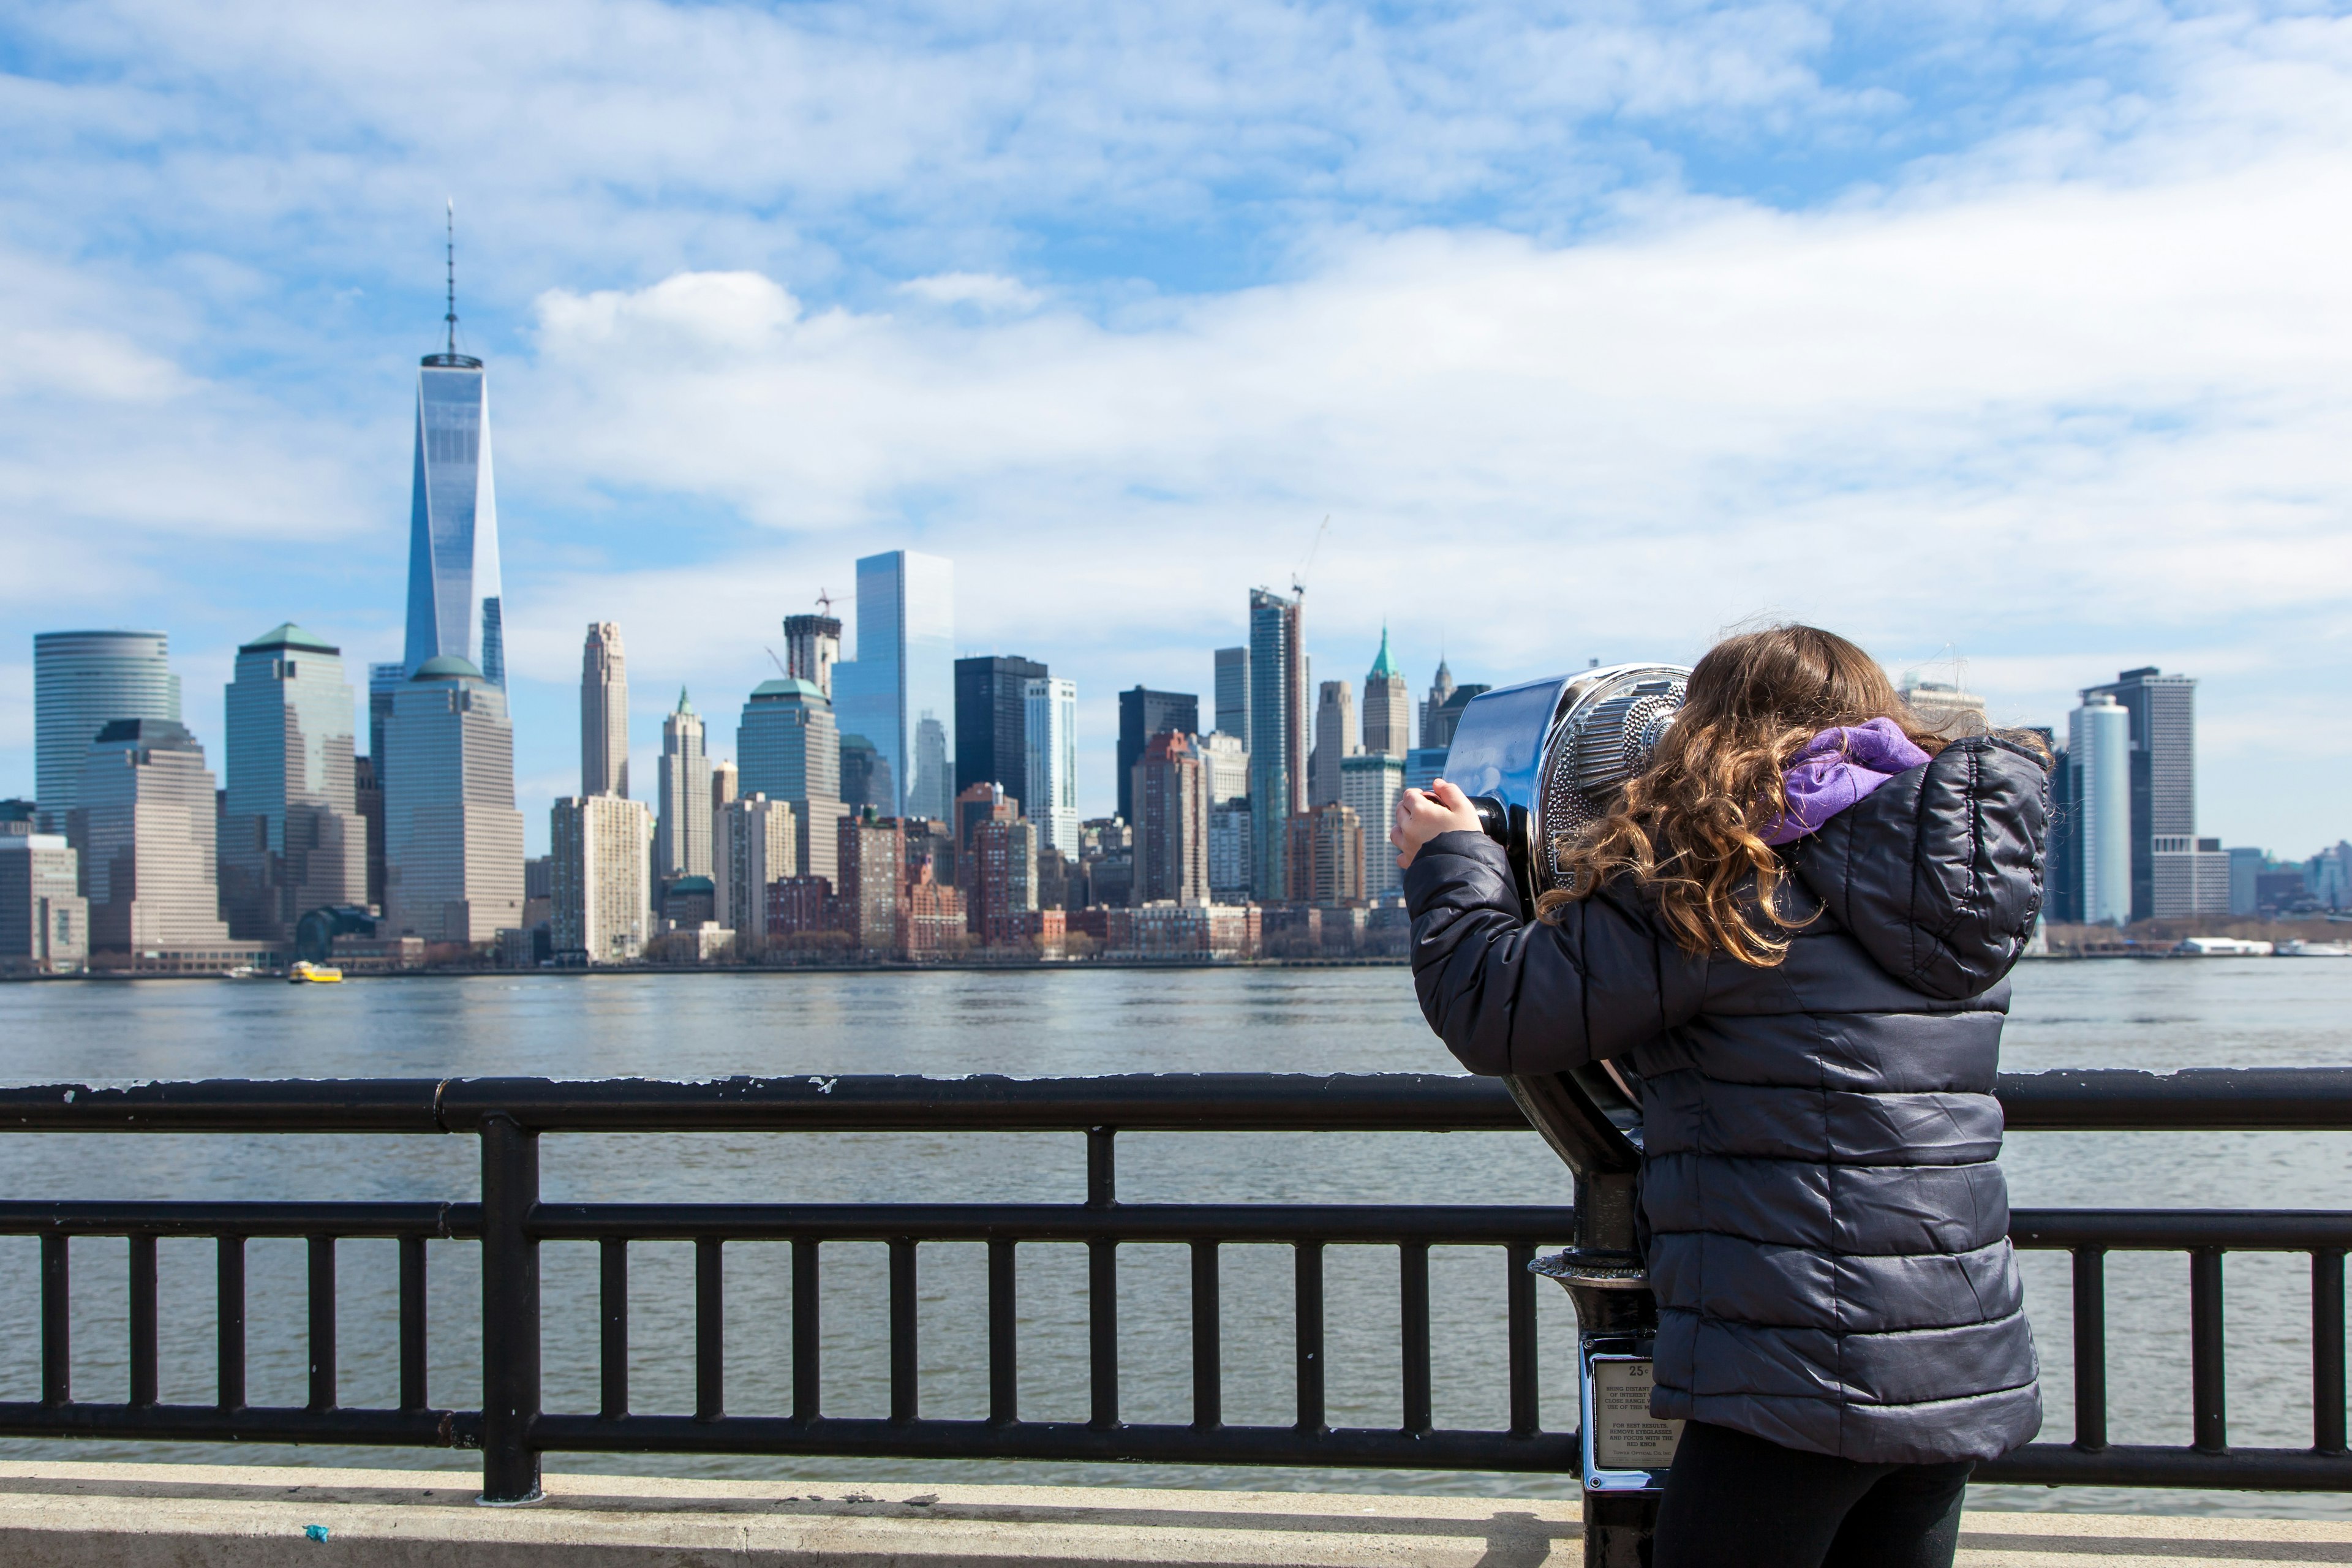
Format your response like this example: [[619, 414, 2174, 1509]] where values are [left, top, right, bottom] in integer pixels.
[[2, 1, 2348, 854]]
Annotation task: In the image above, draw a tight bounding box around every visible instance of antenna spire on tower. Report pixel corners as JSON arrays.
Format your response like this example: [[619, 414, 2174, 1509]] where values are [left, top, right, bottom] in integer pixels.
[[444, 198, 458, 358]]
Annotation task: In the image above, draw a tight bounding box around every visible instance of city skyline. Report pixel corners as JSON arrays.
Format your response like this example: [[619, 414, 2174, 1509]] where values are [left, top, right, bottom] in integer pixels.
[[18, 590, 2352, 873], [15, 576, 2348, 970]]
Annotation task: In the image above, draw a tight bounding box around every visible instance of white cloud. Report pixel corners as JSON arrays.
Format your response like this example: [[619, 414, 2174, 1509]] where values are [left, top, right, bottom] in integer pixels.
[[899, 273, 1047, 312], [513, 154, 2352, 642]]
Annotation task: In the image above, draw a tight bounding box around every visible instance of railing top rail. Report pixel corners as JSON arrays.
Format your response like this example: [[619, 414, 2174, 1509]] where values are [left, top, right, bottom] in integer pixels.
[[1, 1066, 2350, 1134]]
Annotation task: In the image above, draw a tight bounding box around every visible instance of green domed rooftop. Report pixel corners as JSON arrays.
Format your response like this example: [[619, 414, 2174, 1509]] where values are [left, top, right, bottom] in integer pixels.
[[412, 655, 485, 680]]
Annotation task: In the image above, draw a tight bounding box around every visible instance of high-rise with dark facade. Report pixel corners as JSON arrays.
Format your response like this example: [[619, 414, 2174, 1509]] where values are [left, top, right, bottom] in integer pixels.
[[2079, 667, 2199, 921], [1248, 589, 1306, 902], [1116, 687, 1199, 823], [955, 655, 1046, 797]]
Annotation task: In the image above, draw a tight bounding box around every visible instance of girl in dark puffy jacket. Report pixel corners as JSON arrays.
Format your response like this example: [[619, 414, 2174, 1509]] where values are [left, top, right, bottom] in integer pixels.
[[1392, 624, 2048, 1568]]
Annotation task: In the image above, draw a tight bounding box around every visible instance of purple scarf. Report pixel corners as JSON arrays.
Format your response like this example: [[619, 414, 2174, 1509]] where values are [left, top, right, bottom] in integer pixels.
[[1763, 717, 1931, 846]]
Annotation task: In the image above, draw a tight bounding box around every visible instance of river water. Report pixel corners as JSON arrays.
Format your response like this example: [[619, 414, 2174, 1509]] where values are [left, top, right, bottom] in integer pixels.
[[0, 959, 2347, 1518]]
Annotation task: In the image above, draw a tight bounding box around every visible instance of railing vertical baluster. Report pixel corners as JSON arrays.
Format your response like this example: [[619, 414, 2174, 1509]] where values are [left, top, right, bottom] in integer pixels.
[[2191, 1247, 2228, 1453], [307, 1236, 337, 1412], [2316, 1248, 2346, 1455], [1295, 1240, 1326, 1434], [1087, 1126, 1118, 1430], [478, 1114, 543, 1504], [791, 1237, 820, 1423], [1506, 1240, 1537, 1439], [600, 1238, 628, 1420], [1087, 1126, 1116, 1207], [1400, 1240, 1432, 1436], [696, 1237, 725, 1421], [40, 1234, 68, 1407], [2071, 1246, 2107, 1451], [987, 1238, 1018, 1425], [128, 1233, 157, 1408], [1191, 1240, 1221, 1431], [889, 1238, 919, 1424], [398, 1235, 428, 1414], [216, 1235, 246, 1411]]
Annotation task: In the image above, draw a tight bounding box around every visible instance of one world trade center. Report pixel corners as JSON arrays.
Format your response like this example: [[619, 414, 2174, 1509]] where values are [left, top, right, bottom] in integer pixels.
[[402, 208, 503, 685]]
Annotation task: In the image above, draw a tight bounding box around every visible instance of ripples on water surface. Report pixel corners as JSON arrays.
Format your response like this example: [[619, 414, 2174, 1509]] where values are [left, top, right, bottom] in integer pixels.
[[1, 959, 2347, 1517]]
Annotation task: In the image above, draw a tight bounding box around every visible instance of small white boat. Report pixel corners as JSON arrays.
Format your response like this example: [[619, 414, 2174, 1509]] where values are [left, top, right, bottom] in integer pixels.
[[2173, 937, 2274, 957], [2277, 940, 2352, 958]]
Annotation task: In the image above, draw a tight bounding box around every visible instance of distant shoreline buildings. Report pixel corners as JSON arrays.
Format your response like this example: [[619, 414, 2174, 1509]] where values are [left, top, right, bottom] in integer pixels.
[[4, 230, 2344, 976]]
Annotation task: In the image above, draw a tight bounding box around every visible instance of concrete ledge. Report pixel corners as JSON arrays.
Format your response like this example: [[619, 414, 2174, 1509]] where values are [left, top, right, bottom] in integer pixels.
[[1, 1461, 2348, 1566]]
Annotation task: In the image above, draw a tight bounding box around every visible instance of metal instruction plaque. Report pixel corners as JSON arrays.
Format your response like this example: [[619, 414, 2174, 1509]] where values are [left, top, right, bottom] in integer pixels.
[[1589, 1356, 1684, 1473]]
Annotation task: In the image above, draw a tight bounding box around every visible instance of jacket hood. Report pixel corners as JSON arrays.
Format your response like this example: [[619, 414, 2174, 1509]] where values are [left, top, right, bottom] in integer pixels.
[[1765, 717, 1932, 846], [1790, 734, 2049, 1001]]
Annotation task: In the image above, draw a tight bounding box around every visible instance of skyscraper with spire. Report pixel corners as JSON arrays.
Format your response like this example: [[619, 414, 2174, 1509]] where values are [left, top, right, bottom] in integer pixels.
[[581, 622, 628, 797], [1420, 655, 1455, 751], [403, 202, 504, 685], [657, 690, 712, 883], [1361, 627, 1411, 756]]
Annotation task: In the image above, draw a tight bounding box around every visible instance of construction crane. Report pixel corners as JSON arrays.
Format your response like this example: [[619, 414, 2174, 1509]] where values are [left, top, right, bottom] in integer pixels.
[[764, 647, 790, 679], [1292, 514, 1330, 598]]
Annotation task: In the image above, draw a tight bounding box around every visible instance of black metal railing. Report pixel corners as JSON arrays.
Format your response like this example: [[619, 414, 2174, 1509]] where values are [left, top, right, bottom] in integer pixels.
[[1, 1070, 2348, 1500]]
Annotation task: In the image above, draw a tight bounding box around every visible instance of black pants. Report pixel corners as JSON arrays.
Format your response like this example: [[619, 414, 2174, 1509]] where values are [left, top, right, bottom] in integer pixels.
[[1651, 1420, 1972, 1568]]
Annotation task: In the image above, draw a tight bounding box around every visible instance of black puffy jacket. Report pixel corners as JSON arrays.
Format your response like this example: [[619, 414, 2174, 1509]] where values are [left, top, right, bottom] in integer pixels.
[[1403, 734, 2047, 1464]]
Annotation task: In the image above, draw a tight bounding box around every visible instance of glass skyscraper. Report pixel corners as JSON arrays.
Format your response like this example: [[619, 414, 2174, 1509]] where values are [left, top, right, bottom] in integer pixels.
[[2079, 666, 2199, 921], [1023, 676, 1079, 856], [1117, 687, 1199, 824], [833, 551, 954, 822], [2070, 693, 2132, 927], [1248, 589, 1305, 902], [34, 630, 181, 828], [368, 663, 405, 771], [954, 655, 1046, 801], [737, 677, 846, 885], [403, 349, 503, 685], [220, 623, 366, 942]]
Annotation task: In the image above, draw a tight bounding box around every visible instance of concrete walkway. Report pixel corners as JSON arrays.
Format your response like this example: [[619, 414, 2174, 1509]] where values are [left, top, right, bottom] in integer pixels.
[[1, 1461, 2347, 1565]]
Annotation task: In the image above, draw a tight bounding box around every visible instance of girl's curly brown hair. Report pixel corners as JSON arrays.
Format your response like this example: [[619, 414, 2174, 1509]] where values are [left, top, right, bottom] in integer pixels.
[[1536, 625, 1947, 967]]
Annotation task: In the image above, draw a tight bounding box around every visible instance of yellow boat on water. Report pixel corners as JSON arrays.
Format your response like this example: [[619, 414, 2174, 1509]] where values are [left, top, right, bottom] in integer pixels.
[[288, 960, 344, 984]]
